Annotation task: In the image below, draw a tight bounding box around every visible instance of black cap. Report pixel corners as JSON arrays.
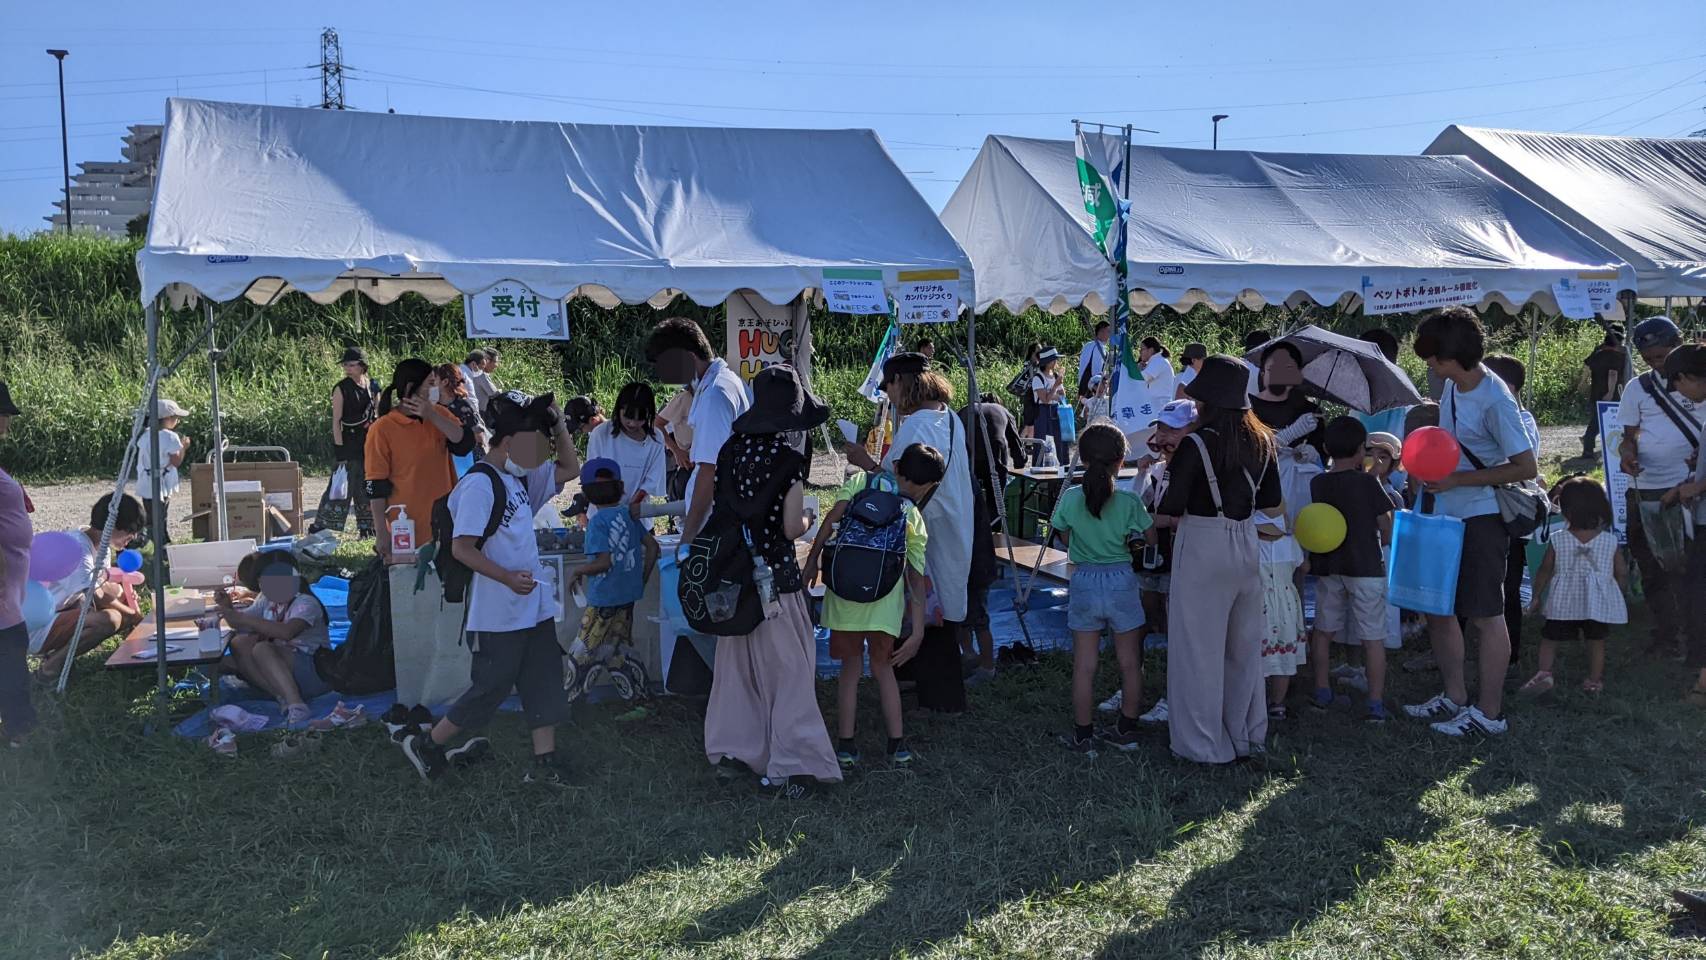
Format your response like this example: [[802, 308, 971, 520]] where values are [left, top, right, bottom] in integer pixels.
[[1183, 355, 1253, 410], [1632, 317, 1682, 351], [1181, 342, 1208, 361], [338, 347, 367, 366], [881, 352, 931, 383], [0, 380, 17, 417], [486, 390, 561, 441], [1663, 343, 1706, 380]]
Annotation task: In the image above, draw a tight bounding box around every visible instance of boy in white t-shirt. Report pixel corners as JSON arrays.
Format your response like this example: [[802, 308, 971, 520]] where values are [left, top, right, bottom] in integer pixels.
[[134, 398, 190, 547], [31, 493, 147, 682], [401, 390, 581, 786]]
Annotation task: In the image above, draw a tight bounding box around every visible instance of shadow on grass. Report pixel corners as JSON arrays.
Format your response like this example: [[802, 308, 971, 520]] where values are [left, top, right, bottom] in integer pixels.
[[3, 624, 1703, 959]]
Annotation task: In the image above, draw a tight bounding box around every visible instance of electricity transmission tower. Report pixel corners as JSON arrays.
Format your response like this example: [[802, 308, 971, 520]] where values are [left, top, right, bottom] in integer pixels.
[[318, 28, 347, 110]]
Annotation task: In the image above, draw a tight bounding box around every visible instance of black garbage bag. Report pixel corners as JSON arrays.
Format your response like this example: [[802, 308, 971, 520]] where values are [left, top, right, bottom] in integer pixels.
[[313, 556, 395, 695]]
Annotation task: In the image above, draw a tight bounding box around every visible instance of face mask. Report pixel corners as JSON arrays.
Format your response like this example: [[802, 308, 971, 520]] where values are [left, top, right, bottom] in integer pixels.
[[503, 457, 531, 478], [427, 387, 441, 404]]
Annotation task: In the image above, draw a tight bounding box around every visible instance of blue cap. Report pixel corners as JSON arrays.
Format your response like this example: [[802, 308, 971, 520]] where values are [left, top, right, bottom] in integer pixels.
[[1632, 316, 1682, 351], [580, 458, 620, 485]]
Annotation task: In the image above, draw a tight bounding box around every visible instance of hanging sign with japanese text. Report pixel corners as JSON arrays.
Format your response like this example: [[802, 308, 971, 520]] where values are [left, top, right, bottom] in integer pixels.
[[1599, 400, 1628, 541], [1578, 271, 1620, 315], [1360, 274, 1482, 316], [1552, 278, 1595, 320], [464, 280, 568, 340], [822, 268, 890, 315], [726, 292, 804, 383], [895, 269, 960, 324]]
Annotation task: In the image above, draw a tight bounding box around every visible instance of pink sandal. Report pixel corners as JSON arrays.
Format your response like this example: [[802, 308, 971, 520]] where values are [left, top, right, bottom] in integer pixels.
[[1517, 671, 1554, 696], [1580, 678, 1604, 696]]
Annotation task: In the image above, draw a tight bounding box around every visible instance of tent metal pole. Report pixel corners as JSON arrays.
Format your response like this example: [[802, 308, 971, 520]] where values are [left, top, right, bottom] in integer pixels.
[[146, 297, 171, 720], [1526, 306, 1540, 409], [205, 301, 229, 542]]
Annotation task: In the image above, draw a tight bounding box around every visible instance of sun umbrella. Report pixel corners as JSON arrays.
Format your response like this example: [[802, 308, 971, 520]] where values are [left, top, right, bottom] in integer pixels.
[[1244, 325, 1422, 413]]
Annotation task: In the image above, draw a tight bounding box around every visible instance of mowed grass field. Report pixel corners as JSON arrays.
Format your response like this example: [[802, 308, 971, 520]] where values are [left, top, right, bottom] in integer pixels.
[[4, 611, 1704, 959]]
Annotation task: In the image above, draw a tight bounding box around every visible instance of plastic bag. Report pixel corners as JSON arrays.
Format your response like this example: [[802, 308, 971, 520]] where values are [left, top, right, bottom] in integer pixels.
[[1386, 508, 1464, 616], [328, 464, 349, 502], [1636, 499, 1690, 573]]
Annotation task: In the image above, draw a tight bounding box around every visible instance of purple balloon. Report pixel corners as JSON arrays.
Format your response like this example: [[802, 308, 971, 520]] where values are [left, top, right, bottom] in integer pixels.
[[29, 531, 84, 582]]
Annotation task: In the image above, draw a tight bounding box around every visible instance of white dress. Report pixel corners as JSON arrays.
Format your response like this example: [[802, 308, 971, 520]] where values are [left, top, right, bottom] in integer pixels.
[[1541, 530, 1628, 625], [883, 406, 973, 622]]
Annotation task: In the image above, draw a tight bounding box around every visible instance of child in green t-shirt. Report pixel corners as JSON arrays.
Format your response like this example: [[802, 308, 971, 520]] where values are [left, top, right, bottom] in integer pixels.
[[1050, 423, 1154, 753], [804, 443, 944, 769]]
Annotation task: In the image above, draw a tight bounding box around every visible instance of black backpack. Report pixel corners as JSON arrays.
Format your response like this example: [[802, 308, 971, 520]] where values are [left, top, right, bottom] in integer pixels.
[[431, 462, 507, 604], [677, 440, 800, 636], [825, 474, 910, 604], [312, 558, 394, 695]]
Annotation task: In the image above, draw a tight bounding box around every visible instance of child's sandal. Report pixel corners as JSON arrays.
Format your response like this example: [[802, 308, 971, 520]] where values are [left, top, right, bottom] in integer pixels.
[[1579, 678, 1604, 696], [1516, 671, 1554, 696]]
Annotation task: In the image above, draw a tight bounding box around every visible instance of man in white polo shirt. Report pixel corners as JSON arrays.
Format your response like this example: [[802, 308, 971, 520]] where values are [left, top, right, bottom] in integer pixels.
[[1617, 317, 1700, 658], [645, 318, 750, 540]]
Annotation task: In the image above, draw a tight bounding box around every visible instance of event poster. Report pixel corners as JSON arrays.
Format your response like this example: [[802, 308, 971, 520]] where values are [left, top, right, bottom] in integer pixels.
[[895, 269, 960, 324], [1598, 400, 1628, 541], [725, 292, 804, 382], [464, 280, 568, 340], [1361, 274, 1482, 316], [822, 268, 890, 315]]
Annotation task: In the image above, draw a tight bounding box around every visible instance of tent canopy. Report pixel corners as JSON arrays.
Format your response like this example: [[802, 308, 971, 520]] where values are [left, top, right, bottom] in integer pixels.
[[138, 98, 973, 309], [1424, 125, 1706, 298], [941, 134, 1633, 316]]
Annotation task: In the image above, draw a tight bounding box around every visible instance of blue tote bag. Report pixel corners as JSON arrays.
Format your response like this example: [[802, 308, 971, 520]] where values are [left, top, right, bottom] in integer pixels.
[[1387, 507, 1464, 616]]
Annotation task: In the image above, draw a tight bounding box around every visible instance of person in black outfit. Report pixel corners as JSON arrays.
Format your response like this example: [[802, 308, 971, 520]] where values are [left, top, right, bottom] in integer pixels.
[[313, 348, 381, 536], [1580, 328, 1627, 457], [958, 393, 1027, 680]]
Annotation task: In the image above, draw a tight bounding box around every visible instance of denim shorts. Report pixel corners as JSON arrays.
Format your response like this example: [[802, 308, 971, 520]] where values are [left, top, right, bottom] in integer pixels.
[[291, 648, 332, 701], [1068, 563, 1146, 635]]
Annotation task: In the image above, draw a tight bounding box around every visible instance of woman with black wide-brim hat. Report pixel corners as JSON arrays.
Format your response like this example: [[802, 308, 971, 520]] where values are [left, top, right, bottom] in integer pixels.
[[702, 364, 842, 797], [1154, 355, 1283, 764], [311, 347, 381, 537]]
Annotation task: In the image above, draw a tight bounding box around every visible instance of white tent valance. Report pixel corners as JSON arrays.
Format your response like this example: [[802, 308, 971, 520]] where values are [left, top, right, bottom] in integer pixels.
[[138, 98, 973, 309], [941, 134, 1634, 316], [1424, 125, 1706, 299]]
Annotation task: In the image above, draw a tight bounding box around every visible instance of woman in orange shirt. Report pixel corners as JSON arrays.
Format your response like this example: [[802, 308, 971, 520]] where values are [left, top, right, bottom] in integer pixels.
[[365, 358, 475, 561]]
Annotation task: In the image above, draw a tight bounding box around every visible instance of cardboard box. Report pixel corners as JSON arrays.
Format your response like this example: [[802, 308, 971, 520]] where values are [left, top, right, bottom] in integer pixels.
[[189, 461, 304, 535], [191, 489, 266, 542]]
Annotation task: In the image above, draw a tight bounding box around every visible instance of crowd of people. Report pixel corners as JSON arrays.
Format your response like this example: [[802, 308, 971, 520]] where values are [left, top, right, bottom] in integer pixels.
[[1, 307, 1702, 793]]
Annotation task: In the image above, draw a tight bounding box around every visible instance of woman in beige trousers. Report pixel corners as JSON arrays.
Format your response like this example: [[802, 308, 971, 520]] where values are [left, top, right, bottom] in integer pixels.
[[1155, 356, 1283, 764]]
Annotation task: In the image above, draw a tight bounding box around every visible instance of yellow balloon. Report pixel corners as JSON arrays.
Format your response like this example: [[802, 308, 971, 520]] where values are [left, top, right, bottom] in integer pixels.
[[1295, 502, 1348, 554]]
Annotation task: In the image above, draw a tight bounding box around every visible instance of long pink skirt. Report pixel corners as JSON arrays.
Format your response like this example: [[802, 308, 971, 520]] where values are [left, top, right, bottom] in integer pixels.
[[703, 591, 842, 783]]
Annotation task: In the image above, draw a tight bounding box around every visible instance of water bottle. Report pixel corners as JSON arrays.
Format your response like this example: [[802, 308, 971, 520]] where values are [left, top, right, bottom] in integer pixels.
[[752, 554, 776, 605]]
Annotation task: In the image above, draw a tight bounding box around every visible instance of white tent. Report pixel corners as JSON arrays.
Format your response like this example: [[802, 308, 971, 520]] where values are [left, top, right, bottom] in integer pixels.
[[1424, 125, 1706, 299], [109, 98, 978, 710], [941, 134, 1634, 316], [139, 98, 973, 309]]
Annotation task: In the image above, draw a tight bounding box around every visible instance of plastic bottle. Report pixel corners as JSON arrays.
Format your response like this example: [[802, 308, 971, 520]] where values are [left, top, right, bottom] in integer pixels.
[[388, 505, 417, 559]]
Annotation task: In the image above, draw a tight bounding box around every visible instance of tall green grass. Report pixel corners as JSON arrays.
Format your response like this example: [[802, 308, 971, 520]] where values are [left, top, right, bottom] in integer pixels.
[[0, 233, 1619, 479]]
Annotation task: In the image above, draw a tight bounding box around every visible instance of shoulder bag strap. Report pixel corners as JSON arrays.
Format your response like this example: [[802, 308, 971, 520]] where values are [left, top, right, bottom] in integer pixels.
[[1641, 371, 1702, 450], [1185, 432, 1225, 515]]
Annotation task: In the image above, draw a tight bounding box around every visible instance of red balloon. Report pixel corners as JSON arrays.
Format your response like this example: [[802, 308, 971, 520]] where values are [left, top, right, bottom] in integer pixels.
[[1402, 426, 1461, 484]]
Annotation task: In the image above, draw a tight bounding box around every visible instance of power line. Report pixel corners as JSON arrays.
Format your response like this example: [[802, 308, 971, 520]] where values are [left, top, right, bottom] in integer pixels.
[[0, 65, 313, 91], [1609, 92, 1706, 135], [1565, 68, 1706, 131], [0, 75, 315, 104]]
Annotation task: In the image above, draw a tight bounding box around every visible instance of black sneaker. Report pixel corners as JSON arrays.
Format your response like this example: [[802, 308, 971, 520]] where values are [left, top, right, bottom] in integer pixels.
[[1096, 724, 1141, 752], [407, 704, 435, 737], [381, 704, 413, 743], [714, 757, 751, 782], [401, 733, 448, 782], [523, 755, 577, 788], [445, 737, 492, 768], [1058, 732, 1099, 756], [762, 775, 816, 800]]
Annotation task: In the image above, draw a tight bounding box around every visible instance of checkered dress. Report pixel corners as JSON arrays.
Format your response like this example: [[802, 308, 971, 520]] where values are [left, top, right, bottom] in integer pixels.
[[1541, 530, 1627, 625]]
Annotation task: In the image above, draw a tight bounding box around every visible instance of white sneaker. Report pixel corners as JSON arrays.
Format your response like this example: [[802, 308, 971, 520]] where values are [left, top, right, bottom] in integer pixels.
[[1403, 693, 1461, 720], [1139, 698, 1169, 723], [1429, 705, 1508, 737], [1336, 667, 1369, 693], [1097, 690, 1124, 714]]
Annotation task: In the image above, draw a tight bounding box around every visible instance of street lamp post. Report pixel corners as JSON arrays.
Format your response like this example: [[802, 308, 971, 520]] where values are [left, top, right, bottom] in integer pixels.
[[47, 49, 70, 235], [1211, 114, 1229, 150]]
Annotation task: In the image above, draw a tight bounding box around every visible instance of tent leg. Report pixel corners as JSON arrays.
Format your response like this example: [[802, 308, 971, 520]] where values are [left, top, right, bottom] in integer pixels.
[[146, 299, 172, 721], [205, 302, 229, 542], [1526, 307, 1540, 410]]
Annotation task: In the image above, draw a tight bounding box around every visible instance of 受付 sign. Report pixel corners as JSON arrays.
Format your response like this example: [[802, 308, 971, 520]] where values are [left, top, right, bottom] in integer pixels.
[[464, 280, 568, 340], [1361, 274, 1482, 316]]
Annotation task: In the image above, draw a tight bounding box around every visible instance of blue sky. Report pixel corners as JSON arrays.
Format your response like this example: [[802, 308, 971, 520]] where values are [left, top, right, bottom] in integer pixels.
[[2, 0, 1703, 234]]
